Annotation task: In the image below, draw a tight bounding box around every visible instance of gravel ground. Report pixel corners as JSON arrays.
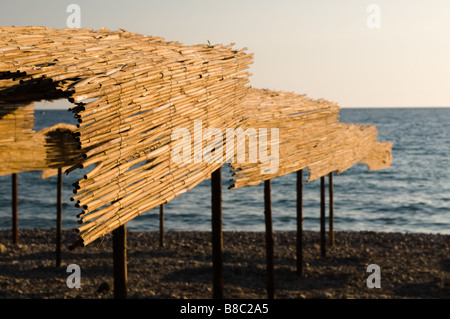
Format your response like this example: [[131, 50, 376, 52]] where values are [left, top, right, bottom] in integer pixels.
[[0, 228, 449, 299]]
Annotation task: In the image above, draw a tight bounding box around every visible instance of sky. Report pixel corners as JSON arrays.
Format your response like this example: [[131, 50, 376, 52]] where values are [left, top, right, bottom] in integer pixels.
[[1, 0, 449, 108]]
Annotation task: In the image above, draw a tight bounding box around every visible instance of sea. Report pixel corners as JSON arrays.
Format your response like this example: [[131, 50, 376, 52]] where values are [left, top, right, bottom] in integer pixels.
[[0, 108, 449, 234]]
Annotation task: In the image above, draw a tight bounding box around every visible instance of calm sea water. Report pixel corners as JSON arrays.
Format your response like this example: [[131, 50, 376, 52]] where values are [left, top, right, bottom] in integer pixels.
[[0, 108, 449, 234]]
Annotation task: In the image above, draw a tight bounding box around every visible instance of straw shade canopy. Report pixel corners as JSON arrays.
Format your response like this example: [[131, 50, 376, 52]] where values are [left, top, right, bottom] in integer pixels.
[[0, 102, 80, 177], [0, 26, 253, 246], [0, 27, 392, 247], [228, 88, 392, 189]]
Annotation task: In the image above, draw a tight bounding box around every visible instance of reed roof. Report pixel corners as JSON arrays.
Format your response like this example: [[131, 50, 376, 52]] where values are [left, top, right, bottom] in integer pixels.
[[0, 26, 392, 247]]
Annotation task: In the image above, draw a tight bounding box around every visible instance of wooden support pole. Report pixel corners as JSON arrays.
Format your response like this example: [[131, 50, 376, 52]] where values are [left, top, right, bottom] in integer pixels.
[[12, 173, 18, 244], [159, 204, 164, 247], [320, 176, 326, 257], [56, 168, 63, 267], [296, 170, 303, 276], [113, 224, 127, 299], [211, 167, 223, 299], [329, 172, 334, 247], [264, 179, 275, 299]]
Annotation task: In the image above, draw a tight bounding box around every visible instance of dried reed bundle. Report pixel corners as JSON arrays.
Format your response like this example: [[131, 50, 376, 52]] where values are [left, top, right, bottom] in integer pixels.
[[0, 26, 252, 247], [0, 102, 80, 177], [0, 27, 391, 248], [0, 102, 34, 144], [228, 88, 392, 189]]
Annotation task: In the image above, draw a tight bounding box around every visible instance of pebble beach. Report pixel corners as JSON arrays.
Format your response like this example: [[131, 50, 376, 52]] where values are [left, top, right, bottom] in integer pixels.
[[0, 228, 448, 299]]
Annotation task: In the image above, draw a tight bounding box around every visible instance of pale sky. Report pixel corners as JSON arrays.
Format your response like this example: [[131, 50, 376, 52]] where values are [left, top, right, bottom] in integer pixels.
[[1, 0, 449, 108]]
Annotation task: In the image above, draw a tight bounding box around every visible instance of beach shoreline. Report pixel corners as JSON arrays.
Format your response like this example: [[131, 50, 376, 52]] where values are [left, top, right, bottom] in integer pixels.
[[0, 228, 448, 299]]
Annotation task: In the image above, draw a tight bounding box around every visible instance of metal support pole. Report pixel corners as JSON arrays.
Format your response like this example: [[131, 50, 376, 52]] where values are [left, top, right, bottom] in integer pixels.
[[113, 224, 127, 299], [56, 168, 63, 267], [211, 167, 223, 299], [159, 204, 164, 247], [264, 179, 275, 299], [320, 176, 326, 257], [12, 173, 18, 244], [296, 170, 303, 276], [329, 172, 334, 247]]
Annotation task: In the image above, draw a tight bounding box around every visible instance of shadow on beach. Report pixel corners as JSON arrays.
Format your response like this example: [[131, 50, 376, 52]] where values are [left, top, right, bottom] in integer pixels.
[[0, 229, 449, 299]]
